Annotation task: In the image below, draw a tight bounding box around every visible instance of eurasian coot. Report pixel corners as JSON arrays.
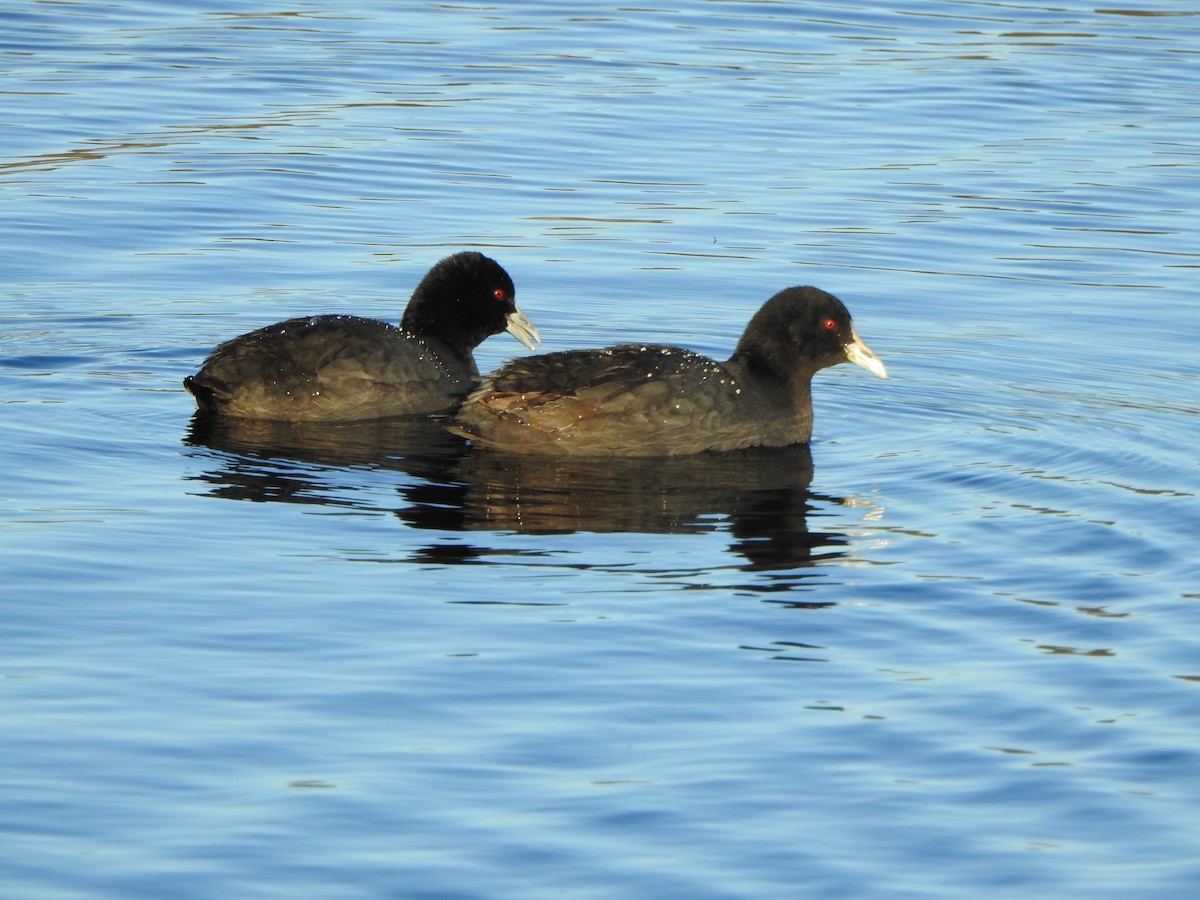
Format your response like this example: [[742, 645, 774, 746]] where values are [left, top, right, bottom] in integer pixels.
[[450, 285, 885, 456], [184, 251, 539, 421]]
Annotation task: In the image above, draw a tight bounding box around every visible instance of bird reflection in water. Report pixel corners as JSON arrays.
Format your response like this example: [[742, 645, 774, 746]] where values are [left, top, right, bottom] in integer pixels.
[[184, 414, 858, 573]]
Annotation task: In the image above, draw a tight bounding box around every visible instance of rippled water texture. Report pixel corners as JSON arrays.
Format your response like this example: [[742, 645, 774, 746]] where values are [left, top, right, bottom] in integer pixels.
[[3, 2, 1200, 897]]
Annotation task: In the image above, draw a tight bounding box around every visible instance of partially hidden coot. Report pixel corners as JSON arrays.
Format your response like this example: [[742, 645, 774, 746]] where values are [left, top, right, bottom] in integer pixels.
[[450, 285, 887, 456], [184, 251, 540, 421]]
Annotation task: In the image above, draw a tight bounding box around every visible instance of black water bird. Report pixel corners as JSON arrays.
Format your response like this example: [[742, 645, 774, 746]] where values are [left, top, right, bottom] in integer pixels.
[[450, 285, 885, 456], [184, 251, 539, 421]]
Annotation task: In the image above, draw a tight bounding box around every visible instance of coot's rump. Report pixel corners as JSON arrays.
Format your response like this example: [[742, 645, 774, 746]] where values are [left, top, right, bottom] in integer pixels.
[[450, 285, 885, 456], [184, 251, 539, 421]]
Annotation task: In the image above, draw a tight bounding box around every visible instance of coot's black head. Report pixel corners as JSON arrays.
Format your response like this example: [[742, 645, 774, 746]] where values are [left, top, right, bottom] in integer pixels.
[[401, 251, 539, 357], [732, 286, 887, 382]]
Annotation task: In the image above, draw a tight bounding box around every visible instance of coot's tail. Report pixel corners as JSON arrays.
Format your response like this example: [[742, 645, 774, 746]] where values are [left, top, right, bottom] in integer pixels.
[[183, 374, 230, 414]]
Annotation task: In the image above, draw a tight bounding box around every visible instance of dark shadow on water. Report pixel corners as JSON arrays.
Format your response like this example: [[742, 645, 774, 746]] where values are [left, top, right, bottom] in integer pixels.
[[184, 414, 850, 572], [449, 444, 842, 571], [184, 413, 465, 506]]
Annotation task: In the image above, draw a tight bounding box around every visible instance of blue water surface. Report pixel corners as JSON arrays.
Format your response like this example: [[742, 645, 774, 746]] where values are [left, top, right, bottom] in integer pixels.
[[3, 2, 1200, 898]]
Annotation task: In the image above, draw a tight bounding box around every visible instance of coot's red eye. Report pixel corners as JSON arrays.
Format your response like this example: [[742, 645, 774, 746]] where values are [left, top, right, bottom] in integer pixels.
[[823, 318, 838, 330], [494, 288, 506, 301]]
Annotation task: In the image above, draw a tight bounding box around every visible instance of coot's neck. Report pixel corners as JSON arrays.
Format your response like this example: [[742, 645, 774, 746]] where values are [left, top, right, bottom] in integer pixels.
[[401, 299, 488, 370], [724, 349, 816, 443], [409, 328, 481, 378], [727, 345, 819, 396]]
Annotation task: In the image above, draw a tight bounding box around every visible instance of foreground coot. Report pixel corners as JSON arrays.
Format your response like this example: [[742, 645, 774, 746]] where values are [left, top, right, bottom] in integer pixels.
[[184, 251, 539, 421], [450, 285, 886, 456]]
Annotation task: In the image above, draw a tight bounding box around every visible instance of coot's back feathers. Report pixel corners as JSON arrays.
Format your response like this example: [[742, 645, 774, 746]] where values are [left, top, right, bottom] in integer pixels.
[[184, 251, 538, 422], [185, 315, 470, 423], [451, 285, 885, 457]]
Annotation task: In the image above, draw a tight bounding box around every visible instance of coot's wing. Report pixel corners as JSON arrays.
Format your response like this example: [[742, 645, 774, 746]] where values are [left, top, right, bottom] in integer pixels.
[[189, 316, 473, 420], [452, 344, 745, 455]]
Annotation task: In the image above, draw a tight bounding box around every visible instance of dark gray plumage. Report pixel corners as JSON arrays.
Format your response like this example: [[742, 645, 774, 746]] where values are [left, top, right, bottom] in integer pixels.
[[450, 286, 885, 456], [184, 251, 539, 421]]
